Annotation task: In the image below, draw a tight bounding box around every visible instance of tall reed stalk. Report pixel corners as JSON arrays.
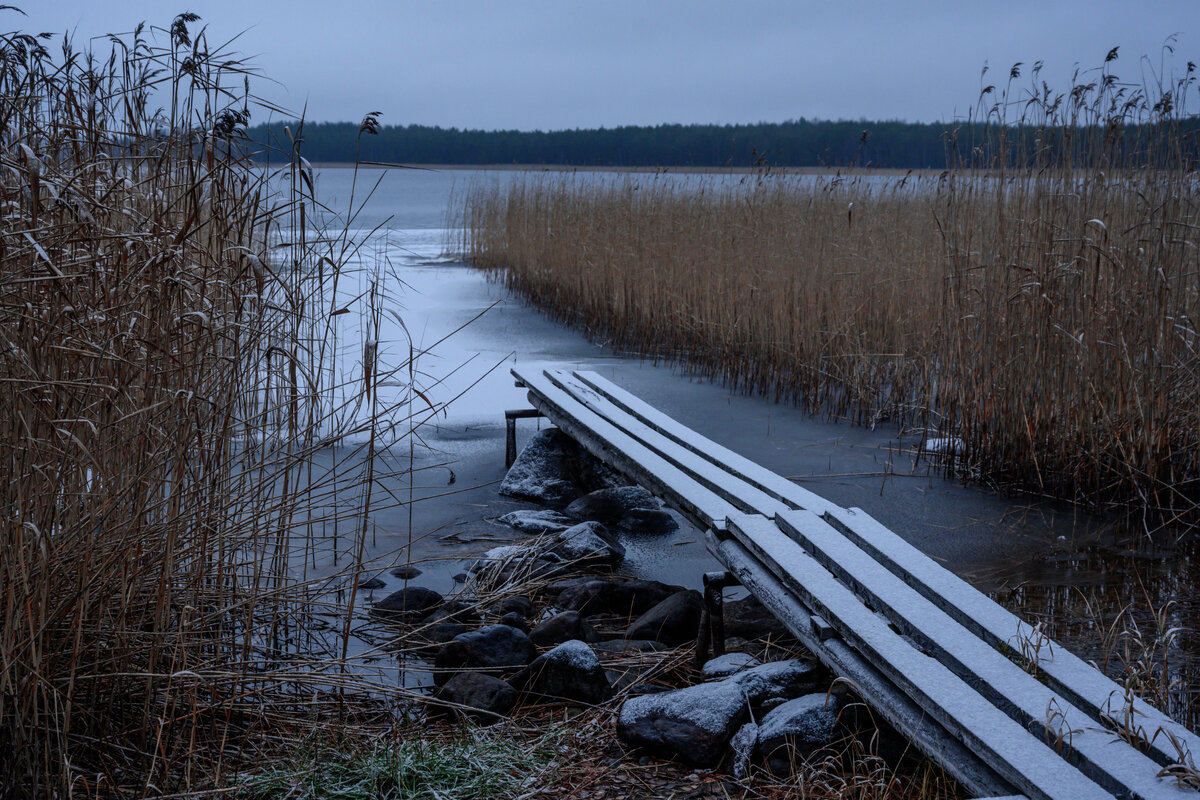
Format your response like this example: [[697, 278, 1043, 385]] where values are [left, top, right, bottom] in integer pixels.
[[465, 50, 1200, 529], [0, 14, 413, 798]]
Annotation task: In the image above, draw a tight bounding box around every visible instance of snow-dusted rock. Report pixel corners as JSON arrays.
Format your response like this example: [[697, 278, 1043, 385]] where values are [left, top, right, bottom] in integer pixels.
[[553, 521, 625, 566], [702, 652, 761, 679], [626, 589, 703, 646], [564, 485, 679, 535], [512, 640, 612, 704], [617, 680, 751, 767], [529, 610, 597, 647], [729, 722, 759, 779], [433, 624, 536, 686], [729, 659, 826, 707], [500, 428, 582, 507], [497, 509, 574, 535], [757, 693, 841, 774], [433, 672, 517, 721]]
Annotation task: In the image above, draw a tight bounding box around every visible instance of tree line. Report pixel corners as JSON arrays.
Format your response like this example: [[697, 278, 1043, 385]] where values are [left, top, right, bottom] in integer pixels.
[[242, 117, 1198, 171]]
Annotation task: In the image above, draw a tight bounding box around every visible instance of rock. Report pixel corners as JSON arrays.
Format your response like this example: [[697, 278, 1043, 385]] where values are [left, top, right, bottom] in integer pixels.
[[555, 578, 682, 617], [422, 600, 481, 626], [530, 611, 597, 647], [553, 521, 625, 566], [730, 660, 828, 708], [626, 590, 703, 646], [564, 486, 659, 524], [357, 575, 386, 590], [511, 640, 612, 704], [724, 594, 791, 641], [425, 622, 471, 643], [543, 576, 597, 597], [390, 565, 422, 579], [626, 683, 672, 696], [617, 680, 750, 768], [371, 586, 442, 621], [497, 509, 575, 535], [433, 624, 537, 686], [564, 486, 679, 535], [592, 639, 668, 655], [500, 428, 619, 507], [702, 652, 761, 679], [499, 611, 531, 632], [433, 672, 517, 721], [494, 596, 535, 618], [729, 722, 759, 779], [757, 693, 841, 775]]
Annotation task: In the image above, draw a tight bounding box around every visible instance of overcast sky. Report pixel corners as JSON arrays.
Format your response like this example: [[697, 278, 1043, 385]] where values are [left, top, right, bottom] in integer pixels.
[[16, 1, 1198, 130]]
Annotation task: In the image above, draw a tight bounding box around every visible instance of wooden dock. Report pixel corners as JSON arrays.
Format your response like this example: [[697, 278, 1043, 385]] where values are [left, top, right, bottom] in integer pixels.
[[511, 366, 1200, 800]]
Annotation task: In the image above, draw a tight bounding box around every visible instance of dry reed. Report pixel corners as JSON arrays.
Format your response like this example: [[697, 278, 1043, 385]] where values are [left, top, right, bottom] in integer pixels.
[[0, 14, 426, 798], [464, 52, 1200, 529]]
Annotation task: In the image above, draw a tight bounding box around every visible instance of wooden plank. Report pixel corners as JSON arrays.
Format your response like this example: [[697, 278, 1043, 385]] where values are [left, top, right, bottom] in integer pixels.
[[543, 370, 794, 518], [514, 368, 738, 531], [570, 369, 839, 515], [825, 505, 1200, 770], [706, 530, 1019, 799], [569, 368, 1200, 772], [725, 513, 1112, 800], [776, 508, 1192, 800]]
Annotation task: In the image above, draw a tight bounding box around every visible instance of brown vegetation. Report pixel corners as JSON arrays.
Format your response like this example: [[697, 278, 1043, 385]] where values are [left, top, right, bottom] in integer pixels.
[[464, 55, 1200, 529]]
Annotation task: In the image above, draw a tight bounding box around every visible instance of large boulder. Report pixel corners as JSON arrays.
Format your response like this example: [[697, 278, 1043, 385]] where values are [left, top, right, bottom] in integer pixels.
[[530, 610, 598, 647], [432, 672, 518, 721], [499, 428, 620, 508], [730, 659, 828, 708], [626, 590, 703, 646], [511, 640, 612, 705], [433, 624, 536, 686], [565, 486, 678, 535], [555, 578, 682, 617], [617, 680, 750, 767], [370, 586, 442, 621], [553, 521, 625, 566], [757, 693, 841, 775], [497, 509, 575, 535]]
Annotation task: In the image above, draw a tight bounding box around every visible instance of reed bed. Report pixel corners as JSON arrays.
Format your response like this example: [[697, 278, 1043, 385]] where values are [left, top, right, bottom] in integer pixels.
[[0, 15, 428, 798], [465, 56, 1200, 528]]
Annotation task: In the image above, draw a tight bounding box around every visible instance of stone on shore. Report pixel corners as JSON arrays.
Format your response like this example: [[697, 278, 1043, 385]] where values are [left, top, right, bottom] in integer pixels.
[[730, 659, 828, 708], [511, 640, 612, 704], [433, 672, 518, 722], [433, 624, 536, 686], [553, 521, 625, 566], [565, 486, 678, 535], [497, 509, 575, 535], [757, 693, 841, 775], [555, 578, 682, 617], [702, 652, 761, 680], [370, 586, 442, 621], [499, 428, 620, 508], [626, 590, 703, 646], [530, 610, 598, 647], [617, 680, 750, 768]]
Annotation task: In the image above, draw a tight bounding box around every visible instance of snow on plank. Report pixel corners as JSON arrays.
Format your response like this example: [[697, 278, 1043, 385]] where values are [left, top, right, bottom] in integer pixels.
[[571, 369, 838, 515], [707, 530, 1020, 798], [725, 513, 1111, 800], [544, 370, 792, 519], [777, 508, 1193, 800], [825, 505, 1200, 770], [514, 368, 736, 530]]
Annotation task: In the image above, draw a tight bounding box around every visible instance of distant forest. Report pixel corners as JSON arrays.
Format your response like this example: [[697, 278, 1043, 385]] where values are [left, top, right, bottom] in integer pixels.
[[242, 118, 1198, 170], [243, 119, 954, 169]]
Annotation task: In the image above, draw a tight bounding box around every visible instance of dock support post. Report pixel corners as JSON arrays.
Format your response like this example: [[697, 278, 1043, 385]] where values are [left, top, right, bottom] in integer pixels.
[[504, 408, 543, 468], [695, 569, 740, 669]]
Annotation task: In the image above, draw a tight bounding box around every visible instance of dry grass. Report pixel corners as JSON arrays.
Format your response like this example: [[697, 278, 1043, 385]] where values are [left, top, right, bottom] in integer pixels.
[[464, 53, 1200, 529], [0, 14, 425, 798]]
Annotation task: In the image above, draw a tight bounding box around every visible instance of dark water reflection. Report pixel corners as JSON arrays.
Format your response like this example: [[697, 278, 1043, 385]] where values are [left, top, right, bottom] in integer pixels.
[[984, 526, 1200, 728]]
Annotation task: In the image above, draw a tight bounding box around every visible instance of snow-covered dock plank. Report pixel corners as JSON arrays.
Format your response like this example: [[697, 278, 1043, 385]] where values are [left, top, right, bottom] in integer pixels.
[[775, 508, 1192, 800], [824, 505, 1200, 770], [515, 369, 737, 530], [706, 530, 1019, 798], [724, 513, 1111, 800]]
